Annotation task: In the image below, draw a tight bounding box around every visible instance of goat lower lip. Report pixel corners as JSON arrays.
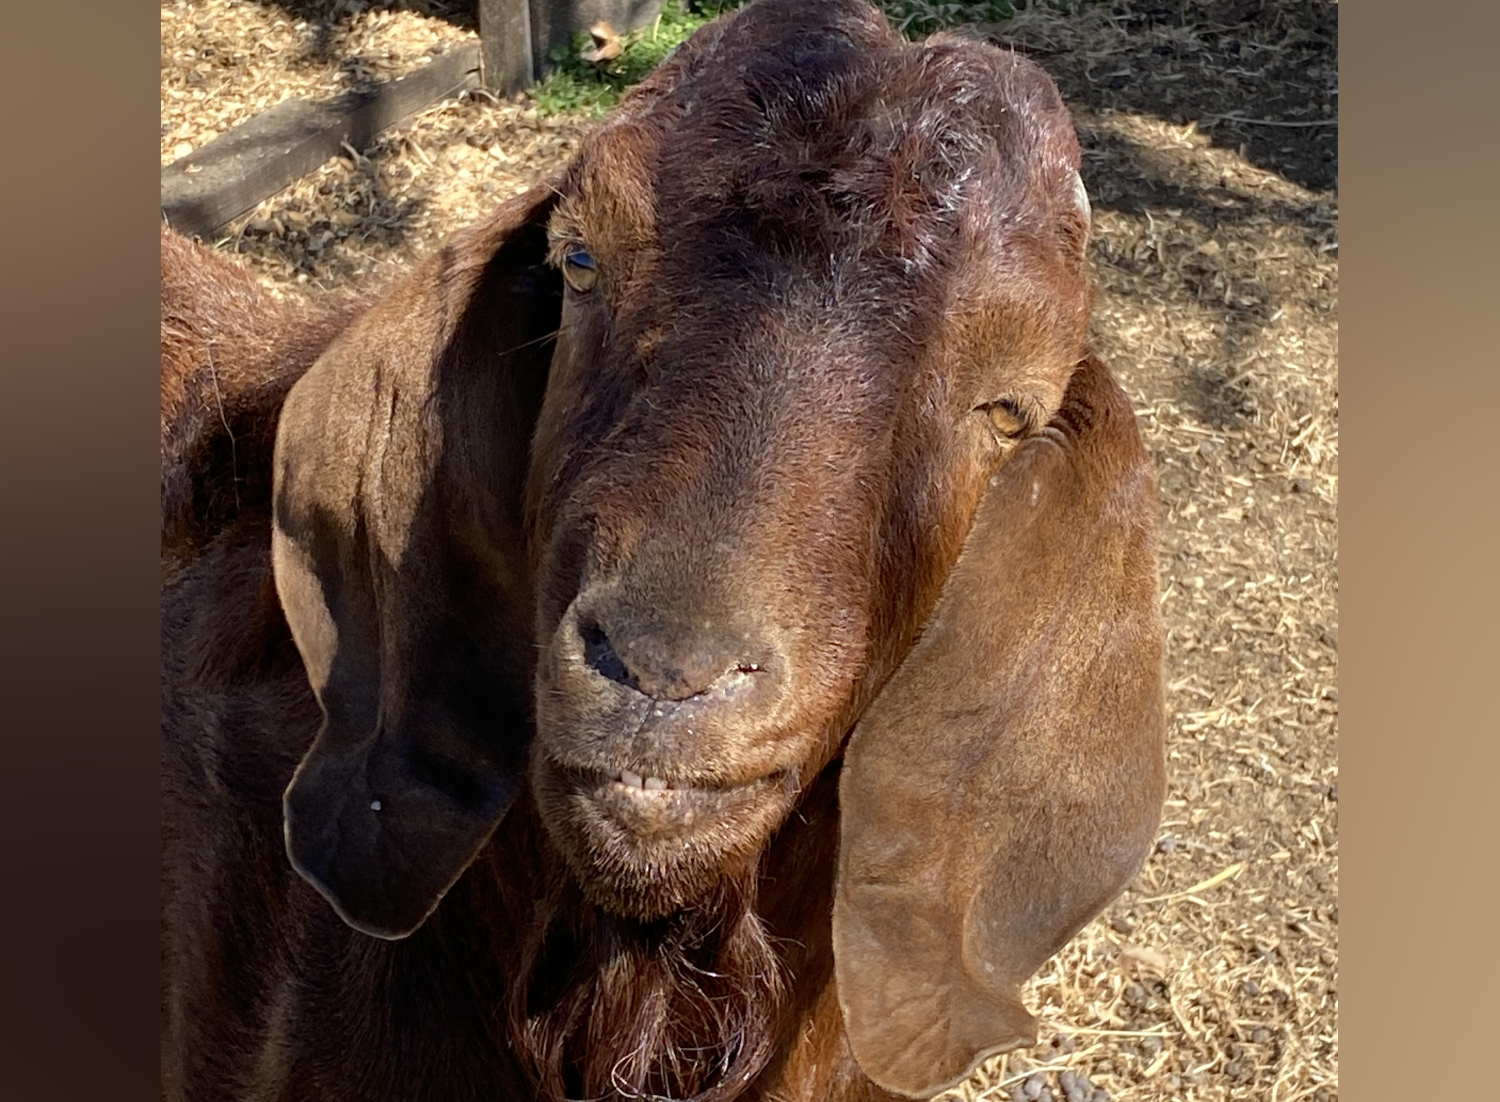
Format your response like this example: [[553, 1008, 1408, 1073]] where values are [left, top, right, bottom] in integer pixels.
[[550, 762, 782, 836]]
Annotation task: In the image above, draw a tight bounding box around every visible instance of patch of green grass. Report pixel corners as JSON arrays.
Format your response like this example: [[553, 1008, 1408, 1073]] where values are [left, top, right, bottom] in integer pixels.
[[879, 0, 1016, 39], [530, 1, 745, 117], [528, 0, 1018, 118]]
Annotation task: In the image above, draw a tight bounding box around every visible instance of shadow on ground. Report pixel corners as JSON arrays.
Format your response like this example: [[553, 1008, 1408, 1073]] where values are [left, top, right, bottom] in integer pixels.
[[998, 0, 1336, 192]]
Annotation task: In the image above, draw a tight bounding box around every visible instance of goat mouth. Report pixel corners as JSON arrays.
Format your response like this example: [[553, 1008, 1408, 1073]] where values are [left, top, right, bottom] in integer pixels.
[[609, 768, 690, 793], [582, 767, 784, 833], [533, 756, 803, 917], [540, 758, 792, 842]]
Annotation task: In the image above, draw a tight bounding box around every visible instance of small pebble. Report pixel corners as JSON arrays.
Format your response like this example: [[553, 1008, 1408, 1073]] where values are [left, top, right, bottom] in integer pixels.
[[1036, 1091, 1054, 1102], [1157, 835, 1178, 854], [1243, 978, 1261, 996], [1252, 1027, 1271, 1044], [1110, 915, 1135, 934], [1091, 1091, 1111, 1102], [1123, 983, 1148, 1008], [1225, 1060, 1244, 1079], [1140, 1035, 1162, 1057], [1023, 1072, 1048, 1100]]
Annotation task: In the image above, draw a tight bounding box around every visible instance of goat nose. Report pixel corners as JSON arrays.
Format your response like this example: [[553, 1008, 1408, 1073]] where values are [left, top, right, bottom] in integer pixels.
[[578, 615, 775, 703]]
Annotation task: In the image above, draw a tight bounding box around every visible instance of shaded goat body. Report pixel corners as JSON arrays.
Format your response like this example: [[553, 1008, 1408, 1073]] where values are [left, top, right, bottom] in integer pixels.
[[159, 226, 374, 581], [161, 2, 1166, 1100]]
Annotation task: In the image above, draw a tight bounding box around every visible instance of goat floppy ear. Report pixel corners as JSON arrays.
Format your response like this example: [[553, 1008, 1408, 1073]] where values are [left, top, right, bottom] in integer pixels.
[[834, 355, 1166, 1098], [271, 187, 562, 939]]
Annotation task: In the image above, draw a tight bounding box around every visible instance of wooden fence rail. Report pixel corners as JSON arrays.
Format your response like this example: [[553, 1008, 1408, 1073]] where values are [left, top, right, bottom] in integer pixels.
[[162, 0, 662, 240]]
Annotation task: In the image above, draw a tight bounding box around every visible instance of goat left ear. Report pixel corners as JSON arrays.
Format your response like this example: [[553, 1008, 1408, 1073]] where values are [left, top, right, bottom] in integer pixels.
[[271, 186, 562, 939], [833, 355, 1166, 1098]]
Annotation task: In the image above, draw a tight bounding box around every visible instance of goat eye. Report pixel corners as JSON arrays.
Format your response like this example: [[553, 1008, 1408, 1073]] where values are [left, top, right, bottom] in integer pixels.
[[979, 398, 1030, 441], [562, 247, 599, 294]]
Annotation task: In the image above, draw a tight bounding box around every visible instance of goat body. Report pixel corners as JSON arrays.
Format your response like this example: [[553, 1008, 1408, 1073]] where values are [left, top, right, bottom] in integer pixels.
[[161, 2, 1166, 1100], [159, 226, 373, 582]]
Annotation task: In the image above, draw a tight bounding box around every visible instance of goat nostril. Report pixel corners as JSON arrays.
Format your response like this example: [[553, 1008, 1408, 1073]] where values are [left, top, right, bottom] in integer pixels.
[[580, 619, 641, 692]]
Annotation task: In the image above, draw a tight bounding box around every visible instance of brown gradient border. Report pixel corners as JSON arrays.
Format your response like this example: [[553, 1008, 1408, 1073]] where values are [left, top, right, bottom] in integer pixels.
[[0, 0, 1483, 1096], [0, 0, 157, 1095], [1341, 1, 1499, 1098]]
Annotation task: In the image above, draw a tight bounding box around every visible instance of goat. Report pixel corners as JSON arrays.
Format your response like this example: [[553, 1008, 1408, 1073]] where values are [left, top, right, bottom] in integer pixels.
[[160, 1, 1166, 1099]]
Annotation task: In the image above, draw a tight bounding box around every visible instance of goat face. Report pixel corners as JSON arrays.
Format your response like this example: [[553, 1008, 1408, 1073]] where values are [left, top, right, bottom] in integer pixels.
[[527, 0, 1093, 921], [267, 1, 1162, 1096]]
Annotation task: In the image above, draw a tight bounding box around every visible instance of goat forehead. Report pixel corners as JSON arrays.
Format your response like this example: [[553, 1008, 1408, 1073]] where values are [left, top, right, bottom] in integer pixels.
[[650, 13, 1073, 208], [558, 37, 1081, 348], [566, 7, 1074, 224]]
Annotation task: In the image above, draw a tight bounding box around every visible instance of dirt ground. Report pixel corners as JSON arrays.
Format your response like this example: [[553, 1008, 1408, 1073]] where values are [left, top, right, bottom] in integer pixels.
[[160, 2, 1338, 1100]]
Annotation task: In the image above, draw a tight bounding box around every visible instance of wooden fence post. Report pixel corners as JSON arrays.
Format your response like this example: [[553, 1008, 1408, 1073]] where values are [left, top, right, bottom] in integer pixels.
[[479, 0, 537, 93]]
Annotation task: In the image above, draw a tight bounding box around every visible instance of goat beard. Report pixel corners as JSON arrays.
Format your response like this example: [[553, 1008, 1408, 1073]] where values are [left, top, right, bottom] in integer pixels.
[[507, 861, 788, 1102]]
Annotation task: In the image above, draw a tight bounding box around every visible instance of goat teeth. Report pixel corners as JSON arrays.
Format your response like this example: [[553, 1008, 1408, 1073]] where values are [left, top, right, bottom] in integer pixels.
[[643, 776, 668, 791], [620, 770, 643, 788]]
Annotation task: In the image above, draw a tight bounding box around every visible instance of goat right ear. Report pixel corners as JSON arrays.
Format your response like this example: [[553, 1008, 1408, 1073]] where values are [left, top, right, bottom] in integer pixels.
[[271, 186, 562, 939], [833, 355, 1167, 1097]]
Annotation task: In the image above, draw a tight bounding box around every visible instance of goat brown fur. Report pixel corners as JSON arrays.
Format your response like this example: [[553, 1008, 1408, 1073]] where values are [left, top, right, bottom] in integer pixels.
[[161, 2, 1165, 1100], [159, 225, 373, 580]]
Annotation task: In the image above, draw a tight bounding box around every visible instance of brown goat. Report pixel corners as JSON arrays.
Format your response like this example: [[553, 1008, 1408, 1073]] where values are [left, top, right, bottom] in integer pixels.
[[160, 2, 1165, 1100]]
